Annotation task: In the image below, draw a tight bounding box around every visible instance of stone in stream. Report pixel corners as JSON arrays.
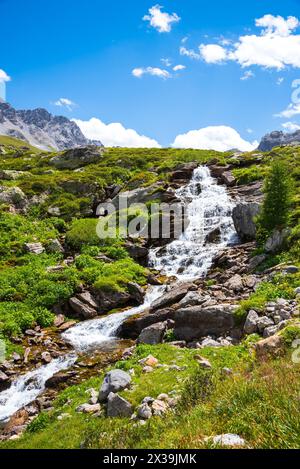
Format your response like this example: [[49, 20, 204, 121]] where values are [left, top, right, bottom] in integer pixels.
[[149, 282, 196, 312], [0, 370, 10, 392], [98, 369, 132, 402], [69, 297, 98, 320]]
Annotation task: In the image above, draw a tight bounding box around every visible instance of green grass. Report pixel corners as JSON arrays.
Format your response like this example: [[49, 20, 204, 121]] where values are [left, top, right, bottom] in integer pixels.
[[0, 135, 41, 153]]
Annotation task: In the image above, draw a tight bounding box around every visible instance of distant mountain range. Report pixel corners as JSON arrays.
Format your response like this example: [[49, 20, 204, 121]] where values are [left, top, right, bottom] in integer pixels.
[[0, 102, 103, 151], [258, 129, 300, 152]]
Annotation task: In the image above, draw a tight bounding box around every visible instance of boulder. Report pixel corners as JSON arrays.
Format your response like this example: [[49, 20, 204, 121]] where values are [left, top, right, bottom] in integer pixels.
[[118, 308, 175, 339], [170, 163, 198, 181], [46, 239, 64, 254], [137, 403, 152, 420], [210, 434, 245, 448], [284, 266, 299, 275], [265, 229, 290, 254], [95, 289, 131, 314], [225, 274, 244, 292], [127, 282, 145, 304], [69, 297, 97, 320], [256, 316, 274, 333], [106, 393, 133, 418], [244, 310, 259, 334], [209, 165, 231, 178], [45, 371, 76, 389], [76, 291, 98, 310], [248, 254, 267, 272], [205, 227, 221, 244], [0, 186, 28, 209], [99, 369, 131, 402], [137, 322, 167, 345], [0, 170, 28, 180], [221, 171, 236, 187], [179, 291, 208, 308], [0, 370, 10, 392], [25, 242, 44, 255], [150, 283, 195, 312], [49, 145, 103, 170], [174, 304, 236, 341], [76, 403, 101, 414], [255, 335, 284, 360], [232, 202, 261, 241], [124, 241, 148, 264]]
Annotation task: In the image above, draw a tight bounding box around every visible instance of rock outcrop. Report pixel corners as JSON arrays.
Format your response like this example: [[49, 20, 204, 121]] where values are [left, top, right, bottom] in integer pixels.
[[232, 202, 261, 241], [258, 130, 300, 152], [49, 145, 104, 170]]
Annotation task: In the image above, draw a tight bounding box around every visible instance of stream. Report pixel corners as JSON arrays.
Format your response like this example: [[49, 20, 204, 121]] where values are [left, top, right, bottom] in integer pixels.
[[0, 166, 237, 424]]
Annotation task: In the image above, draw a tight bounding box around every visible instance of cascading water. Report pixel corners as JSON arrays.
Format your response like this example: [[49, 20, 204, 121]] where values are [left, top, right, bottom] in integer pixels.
[[149, 166, 238, 279], [0, 166, 237, 424]]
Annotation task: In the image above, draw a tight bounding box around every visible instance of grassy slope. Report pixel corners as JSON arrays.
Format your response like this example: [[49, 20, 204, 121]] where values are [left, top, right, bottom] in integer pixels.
[[0, 135, 41, 153], [2, 341, 300, 449]]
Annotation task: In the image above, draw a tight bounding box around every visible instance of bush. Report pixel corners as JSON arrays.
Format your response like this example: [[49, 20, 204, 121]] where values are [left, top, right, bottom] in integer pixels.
[[0, 302, 54, 336], [65, 219, 100, 250]]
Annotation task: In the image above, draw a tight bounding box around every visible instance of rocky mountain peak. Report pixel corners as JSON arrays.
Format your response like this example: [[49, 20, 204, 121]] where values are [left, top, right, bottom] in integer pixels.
[[258, 129, 300, 152], [0, 101, 103, 151]]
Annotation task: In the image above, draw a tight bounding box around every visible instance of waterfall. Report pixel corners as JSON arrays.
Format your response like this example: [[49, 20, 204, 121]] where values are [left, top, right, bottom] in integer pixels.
[[0, 166, 237, 424], [149, 166, 237, 279]]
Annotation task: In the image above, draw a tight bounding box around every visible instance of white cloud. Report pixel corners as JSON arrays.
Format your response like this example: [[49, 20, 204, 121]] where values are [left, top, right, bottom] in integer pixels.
[[276, 103, 300, 118], [73, 117, 161, 148], [143, 5, 180, 33], [199, 44, 227, 63], [172, 125, 257, 152], [277, 77, 284, 85], [132, 67, 171, 79], [54, 97, 76, 111], [180, 46, 201, 60], [240, 70, 255, 80], [0, 69, 11, 83], [185, 15, 300, 70], [282, 121, 300, 132], [173, 64, 186, 71]]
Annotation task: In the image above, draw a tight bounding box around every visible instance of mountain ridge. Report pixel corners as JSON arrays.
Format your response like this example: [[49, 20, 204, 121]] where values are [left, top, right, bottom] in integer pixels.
[[0, 102, 103, 151]]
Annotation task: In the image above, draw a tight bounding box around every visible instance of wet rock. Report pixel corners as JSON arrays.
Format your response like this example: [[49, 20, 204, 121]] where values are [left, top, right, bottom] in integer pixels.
[[221, 171, 236, 187], [150, 283, 195, 312], [174, 304, 236, 342], [232, 202, 261, 241], [69, 297, 97, 320], [99, 369, 131, 402], [58, 320, 76, 331], [41, 352, 52, 364], [49, 145, 104, 170], [137, 322, 167, 345], [124, 241, 148, 264], [45, 371, 76, 389], [244, 310, 259, 334], [25, 242, 44, 255], [205, 227, 221, 244], [118, 308, 175, 339], [54, 314, 65, 327], [127, 282, 145, 304], [95, 289, 131, 314], [106, 393, 133, 418], [0, 370, 10, 392]]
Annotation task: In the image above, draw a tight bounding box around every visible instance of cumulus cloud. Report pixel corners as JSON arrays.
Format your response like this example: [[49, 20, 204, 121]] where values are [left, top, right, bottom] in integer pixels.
[[183, 15, 300, 70], [132, 67, 171, 79], [173, 64, 186, 71], [276, 103, 300, 118], [53, 98, 76, 111], [0, 69, 11, 83], [240, 70, 255, 80], [73, 117, 161, 148], [172, 125, 257, 152], [143, 5, 180, 33], [199, 44, 227, 63], [282, 122, 300, 132]]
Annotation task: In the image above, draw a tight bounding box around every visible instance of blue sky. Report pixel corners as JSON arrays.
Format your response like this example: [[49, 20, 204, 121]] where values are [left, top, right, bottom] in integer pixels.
[[1, 0, 300, 149]]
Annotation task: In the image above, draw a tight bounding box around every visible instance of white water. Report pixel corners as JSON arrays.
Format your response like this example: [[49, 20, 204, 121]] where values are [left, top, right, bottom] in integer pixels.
[[0, 354, 77, 424], [149, 166, 237, 279], [0, 166, 237, 424]]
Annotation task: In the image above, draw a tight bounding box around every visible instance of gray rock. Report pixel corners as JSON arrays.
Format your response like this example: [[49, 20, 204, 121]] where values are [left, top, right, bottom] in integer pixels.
[[284, 266, 299, 274], [244, 310, 259, 334], [265, 229, 290, 254], [137, 322, 167, 345], [0, 371, 10, 392], [76, 403, 101, 414], [295, 287, 300, 295], [137, 403, 152, 420], [0, 186, 28, 210], [248, 254, 267, 271], [76, 291, 98, 310], [257, 316, 274, 332], [221, 171, 236, 187], [50, 145, 104, 169], [69, 297, 97, 320], [25, 242, 44, 255], [106, 393, 133, 418], [201, 338, 222, 348], [232, 202, 261, 241], [225, 274, 244, 292], [150, 283, 195, 312], [0, 170, 28, 180], [174, 304, 236, 342], [99, 369, 131, 402], [127, 282, 145, 304]]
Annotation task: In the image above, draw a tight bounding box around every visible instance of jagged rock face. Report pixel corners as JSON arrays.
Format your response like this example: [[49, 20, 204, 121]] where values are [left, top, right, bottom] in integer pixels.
[[258, 130, 300, 152], [0, 102, 103, 151]]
